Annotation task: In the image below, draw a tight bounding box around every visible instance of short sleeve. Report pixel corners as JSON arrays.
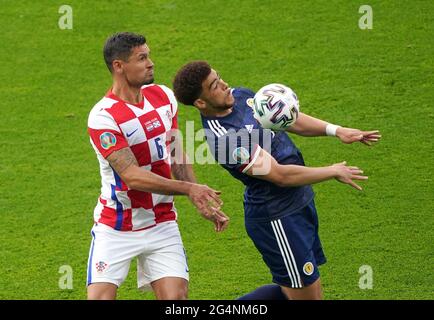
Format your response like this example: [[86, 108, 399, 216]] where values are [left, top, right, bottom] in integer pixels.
[[88, 110, 129, 158]]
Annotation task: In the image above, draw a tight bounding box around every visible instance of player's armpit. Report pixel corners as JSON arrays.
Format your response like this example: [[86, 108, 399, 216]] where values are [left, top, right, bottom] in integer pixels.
[[106, 147, 138, 175]]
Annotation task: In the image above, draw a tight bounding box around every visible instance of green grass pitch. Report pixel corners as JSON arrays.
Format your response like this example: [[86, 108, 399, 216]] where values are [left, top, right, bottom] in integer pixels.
[[0, 0, 432, 299]]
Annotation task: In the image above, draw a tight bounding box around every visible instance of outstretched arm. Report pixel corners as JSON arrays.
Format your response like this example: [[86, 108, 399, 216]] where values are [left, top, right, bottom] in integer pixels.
[[287, 112, 381, 146], [286, 112, 329, 137], [245, 147, 368, 191]]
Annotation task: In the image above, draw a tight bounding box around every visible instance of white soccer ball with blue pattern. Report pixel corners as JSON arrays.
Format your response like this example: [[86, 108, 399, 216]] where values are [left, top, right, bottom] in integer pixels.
[[252, 83, 300, 131]]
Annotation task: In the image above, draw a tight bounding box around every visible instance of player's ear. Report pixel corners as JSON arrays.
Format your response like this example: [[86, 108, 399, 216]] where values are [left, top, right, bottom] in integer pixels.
[[112, 60, 123, 74], [194, 98, 206, 110]]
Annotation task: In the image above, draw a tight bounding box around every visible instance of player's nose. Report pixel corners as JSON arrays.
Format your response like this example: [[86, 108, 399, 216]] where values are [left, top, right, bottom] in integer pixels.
[[220, 79, 228, 89]]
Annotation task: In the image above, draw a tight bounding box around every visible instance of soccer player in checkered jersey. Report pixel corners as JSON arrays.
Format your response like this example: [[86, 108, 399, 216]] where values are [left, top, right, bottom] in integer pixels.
[[87, 33, 229, 300], [173, 61, 381, 300]]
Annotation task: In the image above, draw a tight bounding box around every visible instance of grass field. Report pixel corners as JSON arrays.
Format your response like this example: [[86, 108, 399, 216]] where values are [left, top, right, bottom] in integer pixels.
[[0, 0, 433, 300]]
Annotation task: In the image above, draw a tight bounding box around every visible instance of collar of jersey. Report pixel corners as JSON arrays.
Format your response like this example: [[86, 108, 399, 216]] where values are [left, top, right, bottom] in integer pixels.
[[105, 88, 145, 109]]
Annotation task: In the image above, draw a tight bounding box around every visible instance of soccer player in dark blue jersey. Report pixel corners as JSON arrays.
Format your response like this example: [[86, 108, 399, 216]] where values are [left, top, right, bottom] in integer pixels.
[[172, 61, 381, 300]]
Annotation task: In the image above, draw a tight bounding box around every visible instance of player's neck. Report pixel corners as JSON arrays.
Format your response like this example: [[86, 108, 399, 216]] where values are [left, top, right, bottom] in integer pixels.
[[112, 82, 143, 105], [201, 106, 233, 118]]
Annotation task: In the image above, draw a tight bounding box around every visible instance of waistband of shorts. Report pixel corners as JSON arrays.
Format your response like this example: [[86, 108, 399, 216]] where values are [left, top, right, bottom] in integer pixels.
[[244, 195, 314, 224]]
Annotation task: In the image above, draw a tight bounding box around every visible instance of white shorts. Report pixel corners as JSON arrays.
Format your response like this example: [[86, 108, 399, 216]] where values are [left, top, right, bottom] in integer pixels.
[[86, 221, 189, 291]]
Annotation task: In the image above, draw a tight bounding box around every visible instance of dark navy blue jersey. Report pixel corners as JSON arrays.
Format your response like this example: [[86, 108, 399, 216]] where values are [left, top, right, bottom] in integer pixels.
[[201, 87, 314, 222]]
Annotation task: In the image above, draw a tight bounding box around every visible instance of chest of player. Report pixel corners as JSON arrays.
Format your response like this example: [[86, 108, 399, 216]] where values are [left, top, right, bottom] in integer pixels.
[[118, 104, 173, 165]]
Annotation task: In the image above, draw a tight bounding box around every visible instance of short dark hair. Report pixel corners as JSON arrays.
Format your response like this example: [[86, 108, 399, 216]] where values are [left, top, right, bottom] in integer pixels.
[[103, 32, 146, 72], [173, 61, 212, 106]]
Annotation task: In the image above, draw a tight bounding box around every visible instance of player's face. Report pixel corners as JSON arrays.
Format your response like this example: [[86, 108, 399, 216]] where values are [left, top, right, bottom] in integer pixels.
[[200, 69, 235, 110], [122, 44, 154, 86]]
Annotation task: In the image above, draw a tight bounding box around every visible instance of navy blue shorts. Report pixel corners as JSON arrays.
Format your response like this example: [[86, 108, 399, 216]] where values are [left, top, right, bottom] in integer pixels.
[[245, 200, 326, 288]]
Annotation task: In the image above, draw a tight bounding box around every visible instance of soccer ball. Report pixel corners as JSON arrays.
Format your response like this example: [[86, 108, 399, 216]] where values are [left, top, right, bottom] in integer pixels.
[[252, 83, 300, 131]]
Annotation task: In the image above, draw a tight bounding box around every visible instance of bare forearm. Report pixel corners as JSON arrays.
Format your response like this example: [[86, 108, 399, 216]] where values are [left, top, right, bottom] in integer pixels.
[[106, 147, 193, 195], [172, 152, 197, 183], [127, 166, 193, 195], [278, 165, 336, 187], [287, 113, 329, 136], [172, 163, 197, 183]]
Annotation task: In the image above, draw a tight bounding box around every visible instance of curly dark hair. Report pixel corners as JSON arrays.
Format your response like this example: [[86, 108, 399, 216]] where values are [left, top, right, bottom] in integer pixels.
[[173, 61, 212, 106], [103, 32, 146, 73]]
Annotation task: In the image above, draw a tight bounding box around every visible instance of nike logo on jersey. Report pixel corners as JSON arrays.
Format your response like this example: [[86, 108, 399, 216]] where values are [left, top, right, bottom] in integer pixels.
[[126, 128, 138, 137]]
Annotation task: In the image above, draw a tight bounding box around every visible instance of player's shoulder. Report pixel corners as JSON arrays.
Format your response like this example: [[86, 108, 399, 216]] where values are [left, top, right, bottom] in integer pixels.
[[88, 96, 118, 122], [141, 84, 176, 101], [141, 84, 178, 114]]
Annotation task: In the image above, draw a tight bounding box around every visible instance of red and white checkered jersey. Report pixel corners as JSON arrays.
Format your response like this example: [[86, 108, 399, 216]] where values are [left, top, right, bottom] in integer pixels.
[[88, 84, 179, 231]]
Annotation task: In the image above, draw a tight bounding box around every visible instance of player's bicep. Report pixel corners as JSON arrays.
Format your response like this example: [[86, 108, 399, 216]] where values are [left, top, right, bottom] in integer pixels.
[[106, 147, 139, 177], [244, 147, 282, 184]]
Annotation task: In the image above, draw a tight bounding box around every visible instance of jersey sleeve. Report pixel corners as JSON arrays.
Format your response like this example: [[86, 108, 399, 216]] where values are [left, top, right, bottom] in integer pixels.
[[214, 129, 263, 173], [88, 109, 129, 158]]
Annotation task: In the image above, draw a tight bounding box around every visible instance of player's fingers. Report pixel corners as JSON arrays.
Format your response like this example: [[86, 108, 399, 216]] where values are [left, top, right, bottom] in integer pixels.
[[360, 140, 372, 146], [200, 202, 216, 217], [215, 220, 222, 232], [348, 180, 363, 191], [351, 175, 368, 180], [207, 192, 223, 206], [363, 130, 380, 135], [350, 169, 364, 175], [220, 219, 229, 232], [205, 195, 221, 209], [215, 218, 229, 232], [210, 188, 222, 195], [214, 220, 221, 232], [348, 166, 360, 170], [366, 134, 381, 139], [216, 212, 229, 222], [211, 207, 229, 221], [364, 136, 380, 141]]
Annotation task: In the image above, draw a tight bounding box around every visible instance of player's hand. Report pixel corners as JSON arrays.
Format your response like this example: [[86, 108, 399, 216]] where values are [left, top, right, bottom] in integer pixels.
[[332, 161, 368, 191], [336, 127, 381, 146], [202, 207, 230, 232], [188, 184, 229, 231]]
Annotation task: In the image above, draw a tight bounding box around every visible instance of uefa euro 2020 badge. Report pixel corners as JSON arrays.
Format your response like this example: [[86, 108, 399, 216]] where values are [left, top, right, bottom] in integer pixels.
[[232, 147, 250, 164], [100, 132, 117, 150]]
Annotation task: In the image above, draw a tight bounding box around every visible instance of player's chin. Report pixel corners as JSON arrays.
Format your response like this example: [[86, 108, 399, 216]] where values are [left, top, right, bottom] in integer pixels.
[[143, 76, 154, 85], [226, 94, 235, 106]]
